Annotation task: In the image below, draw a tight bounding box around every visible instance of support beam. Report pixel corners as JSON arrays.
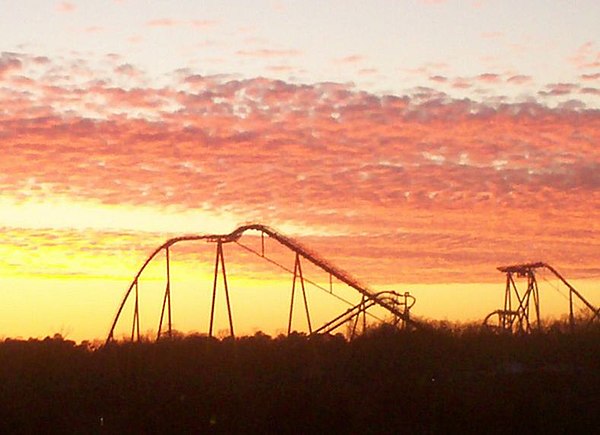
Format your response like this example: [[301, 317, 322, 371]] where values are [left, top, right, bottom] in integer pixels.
[[209, 242, 235, 338], [288, 253, 312, 335], [157, 247, 172, 340], [131, 280, 140, 342]]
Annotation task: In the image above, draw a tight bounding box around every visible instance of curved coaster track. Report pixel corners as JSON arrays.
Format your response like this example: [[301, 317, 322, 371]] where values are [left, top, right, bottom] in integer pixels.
[[106, 224, 420, 343]]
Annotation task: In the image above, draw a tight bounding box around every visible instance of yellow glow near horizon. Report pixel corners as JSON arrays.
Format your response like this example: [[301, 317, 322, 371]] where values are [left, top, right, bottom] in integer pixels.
[[2, 230, 598, 343], [1, 198, 598, 343], [0, 197, 239, 235]]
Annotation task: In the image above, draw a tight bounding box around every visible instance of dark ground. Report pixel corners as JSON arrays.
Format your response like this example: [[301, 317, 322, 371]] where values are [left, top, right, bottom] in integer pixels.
[[0, 323, 598, 434]]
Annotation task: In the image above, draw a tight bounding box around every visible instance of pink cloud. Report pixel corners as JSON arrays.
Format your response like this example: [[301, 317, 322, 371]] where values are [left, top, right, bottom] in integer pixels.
[[477, 73, 501, 83], [2, 55, 599, 282], [266, 65, 296, 73], [429, 75, 447, 83], [358, 68, 378, 76], [452, 78, 472, 89], [128, 35, 143, 44], [56, 2, 76, 13], [0, 54, 22, 79], [83, 26, 104, 33], [569, 41, 600, 70], [191, 20, 217, 28], [539, 83, 579, 97], [481, 31, 503, 39], [334, 55, 365, 65], [146, 18, 181, 27], [236, 49, 302, 58], [114, 63, 143, 78], [506, 75, 532, 85], [581, 87, 600, 96], [581, 73, 600, 81], [146, 18, 216, 29]]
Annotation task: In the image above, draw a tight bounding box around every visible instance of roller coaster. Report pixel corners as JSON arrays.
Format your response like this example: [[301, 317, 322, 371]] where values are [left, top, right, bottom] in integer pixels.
[[106, 224, 420, 344], [484, 262, 600, 333], [106, 224, 599, 343]]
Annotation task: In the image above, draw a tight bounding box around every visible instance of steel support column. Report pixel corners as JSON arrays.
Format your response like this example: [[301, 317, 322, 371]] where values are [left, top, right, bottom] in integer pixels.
[[157, 246, 172, 340], [209, 241, 235, 338], [131, 279, 140, 342], [288, 253, 312, 335]]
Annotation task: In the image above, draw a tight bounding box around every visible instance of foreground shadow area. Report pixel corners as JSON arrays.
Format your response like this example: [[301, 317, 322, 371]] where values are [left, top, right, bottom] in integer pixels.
[[0, 324, 598, 433]]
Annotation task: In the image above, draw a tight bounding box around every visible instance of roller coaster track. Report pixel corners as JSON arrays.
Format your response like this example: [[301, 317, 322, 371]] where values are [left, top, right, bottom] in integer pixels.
[[484, 262, 600, 333], [106, 224, 421, 343]]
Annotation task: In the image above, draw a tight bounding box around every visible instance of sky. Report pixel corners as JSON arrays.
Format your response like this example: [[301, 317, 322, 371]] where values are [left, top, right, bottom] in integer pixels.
[[1, 0, 599, 341]]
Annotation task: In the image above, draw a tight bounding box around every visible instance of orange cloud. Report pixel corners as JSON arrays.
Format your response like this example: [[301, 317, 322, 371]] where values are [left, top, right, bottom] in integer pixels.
[[56, 2, 76, 13], [2, 55, 599, 283]]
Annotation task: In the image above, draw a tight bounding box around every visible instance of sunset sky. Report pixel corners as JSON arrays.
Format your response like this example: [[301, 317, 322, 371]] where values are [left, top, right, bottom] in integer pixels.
[[1, 1, 599, 342]]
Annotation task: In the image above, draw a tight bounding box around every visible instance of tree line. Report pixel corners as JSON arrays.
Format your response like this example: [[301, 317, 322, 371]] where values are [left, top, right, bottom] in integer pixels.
[[0, 321, 598, 433]]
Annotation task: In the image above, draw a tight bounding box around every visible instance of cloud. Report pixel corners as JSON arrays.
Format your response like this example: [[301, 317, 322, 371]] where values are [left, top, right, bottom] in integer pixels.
[[476, 73, 501, 83], [114, 63, 143, 78], [266, 65, 297, 74], [147, 18, 187, 27], [581, 73, 600, 81], [2, 54, 599, 282], [236, 49, 302, 58], [506, 75, 532, 85], [452, 78, 472, 89], [569, 41, 600, 70], [581, 87, 600, 96], [481, 32, 503, 39], [128, 35, 143, 44], [83, 26, 104, 33], [429, 75, 447, 83], [56, 2, 76, 13], [191, 20, 217, 28], [0, 53, 22, 79], [539, 83, 579, 97], [358, 68, 378, 76], [334, 55, 365, 65]]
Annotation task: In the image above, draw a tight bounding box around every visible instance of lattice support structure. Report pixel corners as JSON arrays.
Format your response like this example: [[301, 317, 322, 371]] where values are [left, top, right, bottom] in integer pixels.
[[484, 262, 600, 333], [312, 291, 416, 338]]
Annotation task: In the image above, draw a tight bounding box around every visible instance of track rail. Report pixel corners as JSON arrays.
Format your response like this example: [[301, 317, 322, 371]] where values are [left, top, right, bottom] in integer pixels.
[[485, 262, 599, 332], [106, 224, 421, 343]]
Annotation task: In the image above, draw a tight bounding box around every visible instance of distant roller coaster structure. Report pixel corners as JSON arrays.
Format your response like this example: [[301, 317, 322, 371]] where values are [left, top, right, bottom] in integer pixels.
[[484, 262, 600, 333], [106, 224, 419, 344]]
